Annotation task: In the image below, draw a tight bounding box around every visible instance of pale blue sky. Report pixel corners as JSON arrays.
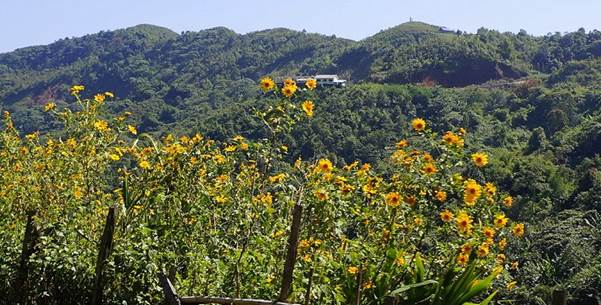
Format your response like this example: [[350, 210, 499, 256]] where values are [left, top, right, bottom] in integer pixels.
[[1, 0, 600, 53]]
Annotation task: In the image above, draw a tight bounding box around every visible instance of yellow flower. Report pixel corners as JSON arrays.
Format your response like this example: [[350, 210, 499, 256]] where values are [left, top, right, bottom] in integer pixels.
[[482, 227, 496, 239], [138, 160, 151, 170], [471, 152, 489, 167], [214, 195, 227, 204], [73, 187, 84, 200], [94, 120, 109, 132], [284, 78, 296, 87], [315, 159, 333, 173], [104, 91, 114, 98], [302, 254, 312, 262], [314, 189, 329, 201], [299, 239, 310, 249], [496, 253, 506, 264], [94, 93, 106, 103], [66, 138, 77, 148], [503, 196, 514, 207], [423, 153, 433, 162], [385, 192, 401, 207], [305, 78, 317, 90], [435, 191, 447, 202], [165, 144, 186, 155], [422, 163, 437, 174], [127, 125, 138, 135], [512, 223, 525, 237], [442, 131, 461, 146], [362, 280, 374, 289], [477, 244, 490, 257], [511, 261, 519, 270], [255, 193, 273, 206], [459, 127, 466, 136], [109, 154, 120, 161], [484, 182, 496, 197], [26, 132, 39, 141], [395, 255, 406, 266], [440, 210, 453, 222], [498, 238, 508, 250], [396, 139, 409, 149], [460, 243, 473, 254], [494, 213, 509, 228], [506, 281, 517, 291], [281, 84, 297, 97], [457, 253, 469, 266], [413, 216, 423, 226], [302, 100, 314, 117], [463, 179, 482, 206], [347, 266, 359, 274], [44, 102, 56, 112], [456, 212, 473, 235], [411, 118, 426, 131], [224, 145, 237, 152], [294, 158, 302, 169], [259, 77, 276, 92], [70, 85, 85, 95], [269, 173, 286, 183]]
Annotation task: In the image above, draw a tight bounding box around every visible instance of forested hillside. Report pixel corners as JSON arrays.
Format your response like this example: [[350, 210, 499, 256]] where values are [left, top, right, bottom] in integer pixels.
[[1, 21, 601, 304]]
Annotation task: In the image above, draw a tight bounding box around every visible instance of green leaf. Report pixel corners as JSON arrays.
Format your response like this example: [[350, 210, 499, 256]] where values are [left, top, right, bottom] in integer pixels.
[[389, 279, 438, 296]]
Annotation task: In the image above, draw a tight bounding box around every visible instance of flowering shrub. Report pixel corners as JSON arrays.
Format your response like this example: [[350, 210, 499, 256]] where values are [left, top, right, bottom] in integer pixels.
[[0, 80, 524, 304]]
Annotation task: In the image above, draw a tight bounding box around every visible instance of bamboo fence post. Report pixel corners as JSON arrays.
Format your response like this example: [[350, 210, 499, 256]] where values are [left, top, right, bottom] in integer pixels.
[[354, 268, 364, 305], [159, 273, 181, 305], [12, 209, 40, 305], [552, 289, 567, 305], [277, 203, 303, 302]]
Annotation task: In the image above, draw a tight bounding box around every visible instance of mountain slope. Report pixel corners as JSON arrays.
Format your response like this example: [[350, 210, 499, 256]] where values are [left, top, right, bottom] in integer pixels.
[[2, 21, 601, 135]]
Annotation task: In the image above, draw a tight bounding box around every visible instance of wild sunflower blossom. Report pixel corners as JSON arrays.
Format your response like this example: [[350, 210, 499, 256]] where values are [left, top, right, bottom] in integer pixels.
[[94, 120, 109, 132], [477, 244, 490, 257], [94, 93, 106, 103], [302, 100, 314, 117], [494, 213, 509, 228], [512, 223, 525, 237], [442, 131, 463, 146], [44, 102, 56, 112], [385, 192, 401, 207], [503, 195, 514, 207], [70, 85, 85, 95], [483, 227, 496, 239], [315, 159, 333, 173], [284, 78, 296, 87], [440, 210, 453, 222], [435, 190, 447, 202], [411, 118, 426, 131], [282, 84, 297, 97], [305, 78, 317, 90], [259, 77, 276, 92], [456, 212, 473, 235], [457, 253, 469, 266], [463, 179, 482, 205], [422, 163, 437, 174], [396, 139, 409, 149], [471, 152, 489, 167], [127, 125, 138, 135], [314, 189, 329, 201]]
